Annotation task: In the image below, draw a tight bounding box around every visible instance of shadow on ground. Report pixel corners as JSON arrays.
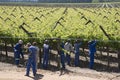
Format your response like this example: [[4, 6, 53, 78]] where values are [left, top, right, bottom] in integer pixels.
[[25, 74, 44, 80], [0, 50, 120, 73]]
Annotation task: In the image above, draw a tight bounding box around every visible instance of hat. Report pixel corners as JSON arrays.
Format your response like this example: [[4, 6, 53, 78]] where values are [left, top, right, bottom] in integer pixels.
[[27, 42, 31, 47], [19, 40, 23, 44], [44, 40, 48, 44], [32, 42, 37, 46], [67, 39, 71, 42]]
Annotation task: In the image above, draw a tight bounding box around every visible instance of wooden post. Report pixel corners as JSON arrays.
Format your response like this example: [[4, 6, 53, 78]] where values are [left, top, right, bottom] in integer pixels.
[[57, 40, 60, 68], [11, 43, 14, 49], [107, 46, 110, 70], [100, 47, 103, 58], [118, 49, 120, 70], [82, 47, 88, 62], [4, 41, 8, 57], [0, 43, 2, 55], [98, 46, 103, 65], [57, 53, 60, 68]]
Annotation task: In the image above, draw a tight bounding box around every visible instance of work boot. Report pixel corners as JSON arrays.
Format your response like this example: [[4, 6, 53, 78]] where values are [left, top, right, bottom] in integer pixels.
[[25, 74, 29, 76]]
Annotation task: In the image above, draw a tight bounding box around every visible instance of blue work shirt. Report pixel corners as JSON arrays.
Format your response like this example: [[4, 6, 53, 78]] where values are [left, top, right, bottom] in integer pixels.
[[74, 42, 82, 53], [28, 46, 37, 61], [89, 41, 97, 53], [43, 44, 50, 54], [14, 43, 22, 52], [14, 43, 23, 58]]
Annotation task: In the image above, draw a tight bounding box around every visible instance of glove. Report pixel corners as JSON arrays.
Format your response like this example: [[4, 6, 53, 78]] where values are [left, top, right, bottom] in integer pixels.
[[14, 49, 17, 52], [22, 55, 24, 59]]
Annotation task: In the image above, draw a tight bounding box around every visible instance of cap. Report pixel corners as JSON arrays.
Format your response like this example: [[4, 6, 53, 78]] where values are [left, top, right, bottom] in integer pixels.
[[27, 42, 31, 47], [44, 40, 48, 44], [19, 40, 23, 44], [32, 42, 37, 46]]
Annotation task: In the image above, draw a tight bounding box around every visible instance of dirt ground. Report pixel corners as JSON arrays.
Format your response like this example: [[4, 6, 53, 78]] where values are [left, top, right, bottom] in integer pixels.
[[0, 62, 120, 80], [0, 48, 120, 80]]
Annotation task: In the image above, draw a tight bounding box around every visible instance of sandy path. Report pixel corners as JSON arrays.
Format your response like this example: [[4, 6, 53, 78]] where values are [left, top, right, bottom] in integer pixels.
[[0, 62, 120, 80], [0, 71, 107, 80]]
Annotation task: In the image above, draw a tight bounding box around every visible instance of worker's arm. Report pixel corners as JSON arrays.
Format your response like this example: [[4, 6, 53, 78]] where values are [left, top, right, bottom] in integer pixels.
[[28, 48, 32, 58], [91, 40, 97, 46]]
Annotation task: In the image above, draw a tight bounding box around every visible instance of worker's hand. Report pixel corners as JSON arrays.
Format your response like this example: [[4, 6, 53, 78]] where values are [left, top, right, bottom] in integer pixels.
[[14, 49, 17, 52], [22, 56, 24, 59]]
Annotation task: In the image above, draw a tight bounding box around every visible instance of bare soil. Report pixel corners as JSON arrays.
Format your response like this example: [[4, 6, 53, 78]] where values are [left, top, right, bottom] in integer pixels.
[[0, 48, 120, 80], [0, 62, 120, 80]]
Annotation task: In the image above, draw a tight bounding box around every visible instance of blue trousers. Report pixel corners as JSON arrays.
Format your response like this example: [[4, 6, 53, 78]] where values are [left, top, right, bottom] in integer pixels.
[[43, 53, 49, 68], [74, 52, 80, 66], [26, 58, 36, 76], [66, 53, 71, 65], [14, 51, 20, 65], [60, 53, 65, 69], [89, 52, 94, 69]]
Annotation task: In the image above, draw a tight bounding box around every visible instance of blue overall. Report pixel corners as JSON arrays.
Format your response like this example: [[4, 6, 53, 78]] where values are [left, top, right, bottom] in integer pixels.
[[74, 42, 82, 66], [60, 43, 65, 69], [26, 46, 37, 76], [43, 44, 50, 68], [65, 54, 70, 66], [88, 41, 97, 69], [64, 42, 73, 66], [14, 43, 23, 65]]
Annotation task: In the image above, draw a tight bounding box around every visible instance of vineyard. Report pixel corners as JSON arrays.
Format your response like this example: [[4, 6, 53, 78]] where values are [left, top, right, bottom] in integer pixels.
[[0, 3, 120, 74], [0, 3, 120, 80], [0, 4, 120, 49]]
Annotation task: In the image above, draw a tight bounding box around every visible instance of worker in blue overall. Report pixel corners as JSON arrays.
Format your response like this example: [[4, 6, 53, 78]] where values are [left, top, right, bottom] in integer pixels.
[[74, 40, 82, 67], [88, 40, 97, 69], [14, 40, 24, 67], [58, 41, 66, 76], [25, 42, 37, 76], [60, 42, 65, 69], [43, 40, 50, 69]]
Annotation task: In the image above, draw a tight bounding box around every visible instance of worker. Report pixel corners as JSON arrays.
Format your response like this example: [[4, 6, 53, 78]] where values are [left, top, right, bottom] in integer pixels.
[[88, 40, 97, 69], [14, 40, 24, 67], [74, 40, 82, 67], [64, 39, 73, 66], [36, 44, 40, 70], [43, 40, 50, 69], [25, 42, 37, 76], [59, 42, 65, 69], [25, 42, 39, 70], [24, 42, 31, 66], [25, 42, 31, 54]]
